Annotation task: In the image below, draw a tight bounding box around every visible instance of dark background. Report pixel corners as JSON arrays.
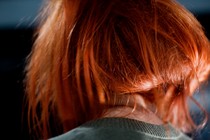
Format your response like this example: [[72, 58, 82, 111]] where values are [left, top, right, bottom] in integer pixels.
[[0, 0, 209, 139]]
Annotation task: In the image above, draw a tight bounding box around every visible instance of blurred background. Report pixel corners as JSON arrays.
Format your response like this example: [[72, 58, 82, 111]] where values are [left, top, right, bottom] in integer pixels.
[[0, 0, 209, 139]]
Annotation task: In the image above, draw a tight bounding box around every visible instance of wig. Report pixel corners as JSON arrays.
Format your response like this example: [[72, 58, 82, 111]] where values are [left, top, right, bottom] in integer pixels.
[[25, 0, 210, 139]]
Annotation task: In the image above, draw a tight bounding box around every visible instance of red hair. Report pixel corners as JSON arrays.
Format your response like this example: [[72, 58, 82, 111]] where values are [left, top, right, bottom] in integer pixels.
[[25, 0, 210, 139]]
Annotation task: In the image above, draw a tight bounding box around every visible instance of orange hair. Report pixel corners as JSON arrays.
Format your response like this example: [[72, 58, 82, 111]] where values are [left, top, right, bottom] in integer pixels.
[[25, 0, 210, 139]]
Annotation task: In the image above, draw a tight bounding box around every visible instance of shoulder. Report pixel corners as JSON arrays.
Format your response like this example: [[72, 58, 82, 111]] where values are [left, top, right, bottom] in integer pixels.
[[49, 125, 139, 140], [49, 117, 192, 140]]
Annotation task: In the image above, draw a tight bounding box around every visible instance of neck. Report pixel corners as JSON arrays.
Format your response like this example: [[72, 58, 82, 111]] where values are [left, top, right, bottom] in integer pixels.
[[103, 94, 163, 125]]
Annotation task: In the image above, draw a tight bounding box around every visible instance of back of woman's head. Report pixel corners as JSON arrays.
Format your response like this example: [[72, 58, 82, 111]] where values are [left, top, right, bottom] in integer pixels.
[[25, 0, 210, 138]]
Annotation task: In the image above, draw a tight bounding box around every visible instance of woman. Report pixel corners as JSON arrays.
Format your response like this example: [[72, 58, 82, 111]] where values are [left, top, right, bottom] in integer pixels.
[[25, 0, 210, 139]]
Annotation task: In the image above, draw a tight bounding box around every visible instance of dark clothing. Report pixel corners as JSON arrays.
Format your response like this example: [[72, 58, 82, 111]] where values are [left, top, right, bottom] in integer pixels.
[[50, 117, 191, 140]]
